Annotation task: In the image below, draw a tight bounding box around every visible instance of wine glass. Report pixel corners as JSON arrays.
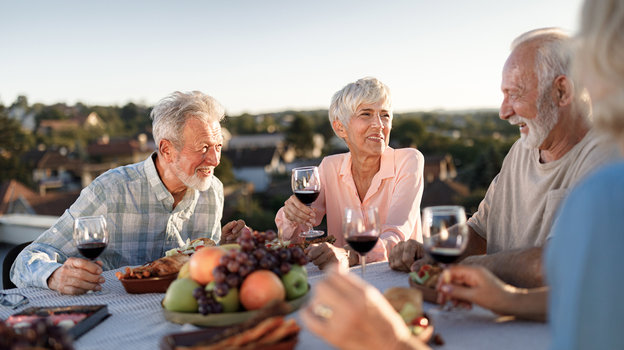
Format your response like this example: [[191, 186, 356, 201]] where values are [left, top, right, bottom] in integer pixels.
[[73, 215, 109, 294], [343, 206, 381, 277], [291, 166, 324, 238], [421, 206, 469, 309]]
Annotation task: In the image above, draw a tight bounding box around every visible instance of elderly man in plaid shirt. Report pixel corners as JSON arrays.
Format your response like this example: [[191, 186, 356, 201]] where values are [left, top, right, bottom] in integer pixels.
[[10, 91, 246, 295]]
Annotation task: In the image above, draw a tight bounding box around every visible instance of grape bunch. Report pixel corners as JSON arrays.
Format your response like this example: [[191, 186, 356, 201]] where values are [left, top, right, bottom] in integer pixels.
[[193, 286, 223, 315], [0, 318, 74, 350], [194, 229, 308, 314]]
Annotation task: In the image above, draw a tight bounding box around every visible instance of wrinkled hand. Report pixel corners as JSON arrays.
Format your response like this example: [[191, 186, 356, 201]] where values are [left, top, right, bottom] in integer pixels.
[[305, 243, 349, 270], [220, 219, 247, 245], [436, 265, 511, 314], [301, 266, 426, 350], [282, 195, 315, 228], [388, 239, 426, 272], [47, 258, 105, 295]]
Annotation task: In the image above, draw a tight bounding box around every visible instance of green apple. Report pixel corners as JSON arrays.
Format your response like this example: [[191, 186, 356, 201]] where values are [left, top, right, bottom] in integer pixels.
[[290, 264, 308, 278], [163, 277, 200, 313], [281, 265, 308, 300], [206, 282, 240, 313]]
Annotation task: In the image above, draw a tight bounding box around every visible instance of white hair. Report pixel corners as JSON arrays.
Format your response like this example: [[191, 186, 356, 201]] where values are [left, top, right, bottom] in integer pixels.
[[328, 77, 392, 134], [150, 91, 225, 150]]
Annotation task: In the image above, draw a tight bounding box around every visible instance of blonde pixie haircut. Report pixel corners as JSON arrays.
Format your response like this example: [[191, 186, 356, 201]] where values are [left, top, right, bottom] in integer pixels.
[[329, 77, 392, 134], [575, 0, 624, 140]]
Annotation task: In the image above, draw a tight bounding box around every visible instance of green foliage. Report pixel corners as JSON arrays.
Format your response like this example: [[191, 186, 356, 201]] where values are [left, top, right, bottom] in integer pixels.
[[231, 196, 277, 231], [214, 154, 237, 185], [285, 114, 315, 157], [391, 117, 427, 147], [0, 108, 35, 185]]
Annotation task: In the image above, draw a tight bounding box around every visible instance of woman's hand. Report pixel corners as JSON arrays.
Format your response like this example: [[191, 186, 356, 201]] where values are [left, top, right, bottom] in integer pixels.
[[436, 265, 515, 314], [282, 195, 315, 228], [305, 243, 351, 270], [47, 258, 105, 295], [301, 266, 428, 350]]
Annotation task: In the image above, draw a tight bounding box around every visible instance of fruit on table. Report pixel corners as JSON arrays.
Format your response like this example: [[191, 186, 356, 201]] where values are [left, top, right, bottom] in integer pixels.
[[163, 278, 201, 312], [220, 243, 241, 251], [281, 264, 308, 300], [239, 270, 285, 310], [189, 246, 227, 285], [206, 282, 240, 313], [177, 261, 190, 279]]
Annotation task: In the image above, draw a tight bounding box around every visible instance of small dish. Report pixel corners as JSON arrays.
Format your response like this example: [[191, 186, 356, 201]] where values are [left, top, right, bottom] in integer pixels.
[[120, 274, 177, 294], [6, 305, 109, 339], [408, 278, 438, 303], [162, 292, 309, 327]]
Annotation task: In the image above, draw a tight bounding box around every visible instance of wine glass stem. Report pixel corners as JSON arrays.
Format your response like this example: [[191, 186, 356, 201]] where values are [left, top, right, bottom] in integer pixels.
[[361, 255, 366, 277]]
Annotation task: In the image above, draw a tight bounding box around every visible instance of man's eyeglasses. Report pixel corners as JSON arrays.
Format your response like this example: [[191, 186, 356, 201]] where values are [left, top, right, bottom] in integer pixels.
[[0, 292, 29, 309]]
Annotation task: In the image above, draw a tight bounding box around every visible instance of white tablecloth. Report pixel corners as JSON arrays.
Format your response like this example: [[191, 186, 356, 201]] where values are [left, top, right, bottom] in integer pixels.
[[1, 262, 550, 349]]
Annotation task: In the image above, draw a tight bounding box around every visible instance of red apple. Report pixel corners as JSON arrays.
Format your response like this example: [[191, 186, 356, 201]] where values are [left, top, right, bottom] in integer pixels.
[[239, 270, 285, 310], [189, 246, 226, 285]]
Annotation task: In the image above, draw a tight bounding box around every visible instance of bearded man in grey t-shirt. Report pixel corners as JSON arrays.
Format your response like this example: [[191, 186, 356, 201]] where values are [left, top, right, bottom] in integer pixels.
[[389, 28, 620, 287]]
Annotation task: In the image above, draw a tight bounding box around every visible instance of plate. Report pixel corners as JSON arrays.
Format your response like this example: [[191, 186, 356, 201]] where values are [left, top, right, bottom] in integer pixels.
[[162, 292, 310, 327], [6, 305, 109, 339], [408, 278, 438, 303], [160, 326, 298, 350], [120, 274, 177, 294]]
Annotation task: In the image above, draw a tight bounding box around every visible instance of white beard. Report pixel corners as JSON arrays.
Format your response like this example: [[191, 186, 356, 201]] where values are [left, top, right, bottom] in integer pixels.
[[172, 158, 213, 192], [511, 93, 559, 149]]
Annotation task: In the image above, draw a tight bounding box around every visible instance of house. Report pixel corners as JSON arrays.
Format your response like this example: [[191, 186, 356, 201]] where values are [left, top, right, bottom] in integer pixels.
[[421, 178, 470, 208], [223, 133, 295, 192], [20, 149, 83, 194], [86, 133, 154, 165], [37, 112, 104, 136], [423, 154, 457, 183], [0, 180, 80, 216], [7, 106, 36, 132]]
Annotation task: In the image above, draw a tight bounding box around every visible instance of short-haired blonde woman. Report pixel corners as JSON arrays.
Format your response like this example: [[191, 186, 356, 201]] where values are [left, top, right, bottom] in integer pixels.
[[276, 77, 424, 269]]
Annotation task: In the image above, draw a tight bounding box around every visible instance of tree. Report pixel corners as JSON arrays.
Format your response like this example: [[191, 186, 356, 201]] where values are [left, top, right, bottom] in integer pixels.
[[391, 117, 427, 148], [285, 114, 314, 157]]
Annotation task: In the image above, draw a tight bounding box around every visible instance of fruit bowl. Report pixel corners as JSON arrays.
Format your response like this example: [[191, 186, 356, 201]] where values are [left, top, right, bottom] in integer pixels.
[[162, 292, 310, 327], [120, 274, 178, 294]]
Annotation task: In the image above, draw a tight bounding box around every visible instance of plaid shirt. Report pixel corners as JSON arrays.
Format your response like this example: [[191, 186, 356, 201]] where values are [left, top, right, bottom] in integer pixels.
[[11, 153, 224, 289]]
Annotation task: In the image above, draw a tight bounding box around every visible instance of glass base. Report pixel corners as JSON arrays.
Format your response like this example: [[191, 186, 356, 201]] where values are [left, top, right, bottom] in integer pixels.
[[299, 229, 325, 238]]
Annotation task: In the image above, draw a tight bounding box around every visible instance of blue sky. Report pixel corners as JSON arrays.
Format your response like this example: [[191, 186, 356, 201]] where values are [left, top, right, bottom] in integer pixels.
[[1, 0, 583, 115]]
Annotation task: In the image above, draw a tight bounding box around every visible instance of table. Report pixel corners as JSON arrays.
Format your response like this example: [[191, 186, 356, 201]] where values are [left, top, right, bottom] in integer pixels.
[[1, 262, 550, 349]]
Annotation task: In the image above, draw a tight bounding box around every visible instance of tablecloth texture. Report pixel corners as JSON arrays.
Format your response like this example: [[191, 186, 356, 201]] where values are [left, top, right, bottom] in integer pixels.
[[1, 261, 550, 349]]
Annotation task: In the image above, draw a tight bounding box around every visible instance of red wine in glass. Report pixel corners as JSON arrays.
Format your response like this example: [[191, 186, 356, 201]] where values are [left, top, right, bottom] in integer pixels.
[[422, 206, 468, 310], [291, 166, 324, 238], [346, 236, 379, 255], [73, 215, 109, 294], [294, 190, 320, 205], [77, 242, 108, 260], [427, 246, 462, 264], [343, 206, 381, 277]]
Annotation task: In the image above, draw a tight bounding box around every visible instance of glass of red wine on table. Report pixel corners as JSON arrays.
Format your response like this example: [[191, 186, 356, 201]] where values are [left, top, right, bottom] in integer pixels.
[[73, 215, 109, 295], [421, 205, 469, 310], [291, 166, 324, 238], [343, 206, 381, 277]]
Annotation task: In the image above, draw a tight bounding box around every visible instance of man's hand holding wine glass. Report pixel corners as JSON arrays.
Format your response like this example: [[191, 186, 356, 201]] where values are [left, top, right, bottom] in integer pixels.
[[48, 215, 109, 295], [47, 257, 105, 295]]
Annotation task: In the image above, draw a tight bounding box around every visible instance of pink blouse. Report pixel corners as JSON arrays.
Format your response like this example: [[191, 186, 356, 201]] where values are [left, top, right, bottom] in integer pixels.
[[275, 147, 424, 263]]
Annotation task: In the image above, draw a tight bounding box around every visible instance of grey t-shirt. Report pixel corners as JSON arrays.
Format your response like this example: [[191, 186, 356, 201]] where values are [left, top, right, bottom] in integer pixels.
[[468, 128, 620, 254]]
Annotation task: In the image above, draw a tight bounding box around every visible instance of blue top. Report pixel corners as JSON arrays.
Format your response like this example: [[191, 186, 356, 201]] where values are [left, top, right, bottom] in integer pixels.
[[546, 161, 624, 350]]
